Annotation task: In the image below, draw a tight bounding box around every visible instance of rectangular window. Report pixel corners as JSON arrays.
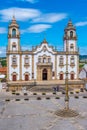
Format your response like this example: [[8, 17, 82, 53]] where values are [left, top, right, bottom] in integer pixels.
[[12, 44, 16, 51], [12, 57, 17, 65], [59, 58, 63, 65], [71, 58, 74, 63], [25, 58, 29, 64], [43, 58, 46, 63], [48, 58, 51, 63], [38, 58, 41, 63]]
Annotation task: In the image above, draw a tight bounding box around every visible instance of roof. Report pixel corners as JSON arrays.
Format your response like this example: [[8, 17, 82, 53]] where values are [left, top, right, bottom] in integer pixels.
[[65, 20, 76, 30], [83, 64, 87, 72], [0, 67, 7, 72]]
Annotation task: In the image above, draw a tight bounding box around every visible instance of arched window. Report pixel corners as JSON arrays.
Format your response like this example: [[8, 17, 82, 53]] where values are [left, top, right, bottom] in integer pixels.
[[70, 31, 73, 38], [12, 29, 16, 37], [43, 58, 46, 63]]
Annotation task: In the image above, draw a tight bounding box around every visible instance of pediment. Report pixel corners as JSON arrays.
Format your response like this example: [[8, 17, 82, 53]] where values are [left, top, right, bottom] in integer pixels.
[[33, 42, 57, 54]]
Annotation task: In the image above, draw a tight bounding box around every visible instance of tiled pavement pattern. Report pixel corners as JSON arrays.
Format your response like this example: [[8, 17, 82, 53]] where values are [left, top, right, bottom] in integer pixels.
[[0, 92, 87, 130]]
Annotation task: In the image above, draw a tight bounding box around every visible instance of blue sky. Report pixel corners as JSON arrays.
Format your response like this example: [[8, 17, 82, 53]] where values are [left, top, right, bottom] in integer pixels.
[[0, 0, 87, 56]]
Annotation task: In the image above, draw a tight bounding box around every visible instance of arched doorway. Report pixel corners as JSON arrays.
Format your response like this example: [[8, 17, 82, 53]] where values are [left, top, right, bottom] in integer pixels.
[[71, 73, 74, 80], [60, 73, 63, 80], [13, 75, 16, 81], [25, 74, 29, 81], [42, 69, 47, 80]]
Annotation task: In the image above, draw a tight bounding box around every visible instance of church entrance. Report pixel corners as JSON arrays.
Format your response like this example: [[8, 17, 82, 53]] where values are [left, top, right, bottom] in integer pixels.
[[42, 69, 47, 80]]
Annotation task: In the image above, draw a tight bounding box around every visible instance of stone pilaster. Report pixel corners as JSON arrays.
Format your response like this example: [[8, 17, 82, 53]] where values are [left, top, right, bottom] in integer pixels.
[[7, 55, 9, 81], [77, 55, 79, 79], [32, 54, 34, 80], [20, 53, 22, 80], [55, 55, 57, 79]]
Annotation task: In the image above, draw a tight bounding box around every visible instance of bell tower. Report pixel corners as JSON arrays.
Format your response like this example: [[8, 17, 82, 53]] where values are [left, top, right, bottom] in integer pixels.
[[63, 20, 77, 52], [8, 16, 21, 52]]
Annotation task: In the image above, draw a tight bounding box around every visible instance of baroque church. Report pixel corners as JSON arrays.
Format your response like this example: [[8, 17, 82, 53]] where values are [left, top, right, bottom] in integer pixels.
[[7, 16, 79, 89]]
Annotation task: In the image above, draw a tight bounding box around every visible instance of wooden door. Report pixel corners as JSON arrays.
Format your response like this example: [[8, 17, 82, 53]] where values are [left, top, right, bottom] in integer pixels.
[[13, 75, 16, 81], [60, 74, 63, 80], [25, 75, 29, 81], [71, 74, 74, 80]]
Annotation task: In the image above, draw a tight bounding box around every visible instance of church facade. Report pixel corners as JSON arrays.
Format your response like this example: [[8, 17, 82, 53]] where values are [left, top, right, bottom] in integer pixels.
[[7, 17, 79, 88]]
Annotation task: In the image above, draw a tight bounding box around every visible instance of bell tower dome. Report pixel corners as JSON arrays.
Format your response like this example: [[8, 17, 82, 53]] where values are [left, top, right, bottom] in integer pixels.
[[63, 20, 77, 52], [7, 16, 21, 51]]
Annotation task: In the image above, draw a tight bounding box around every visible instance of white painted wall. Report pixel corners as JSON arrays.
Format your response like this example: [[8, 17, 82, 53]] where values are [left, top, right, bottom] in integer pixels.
[[8, 42, 78, 81], [57, 55, 78, 79], [21, 55, 32, 80], [9, 54, 20, 80]]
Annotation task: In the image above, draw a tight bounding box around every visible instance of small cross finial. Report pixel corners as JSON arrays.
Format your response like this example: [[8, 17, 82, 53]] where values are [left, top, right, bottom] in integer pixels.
[[12, 9, 16, 21]]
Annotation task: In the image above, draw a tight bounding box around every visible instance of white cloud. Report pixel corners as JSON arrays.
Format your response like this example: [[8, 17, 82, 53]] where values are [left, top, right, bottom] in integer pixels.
[[0, 7, 67, 25], [28, 24, 52, 33], [17, 0, 38, 3], [24, 0, 38, 3], [0, 46, 6, 57], [79, 46, 87, 55], [21, 24, 52, 34], [32, 13, 67, 23], [0, 7, 41, 22], [75, 21, 87, 27], [0, 27, 7, 34]]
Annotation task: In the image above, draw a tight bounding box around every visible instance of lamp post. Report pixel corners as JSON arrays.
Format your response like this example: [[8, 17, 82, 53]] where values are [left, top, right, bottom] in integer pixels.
[[65, 39, 69, 110], [65, 70, 69, 110]]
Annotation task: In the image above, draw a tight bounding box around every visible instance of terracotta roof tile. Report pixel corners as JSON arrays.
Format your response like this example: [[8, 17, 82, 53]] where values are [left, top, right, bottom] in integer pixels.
[[0, 67, 7, 72]]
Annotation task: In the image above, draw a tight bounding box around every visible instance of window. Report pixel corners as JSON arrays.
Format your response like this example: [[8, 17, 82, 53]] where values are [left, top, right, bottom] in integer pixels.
[[48, 58, 51, 63], [70, 44, 74, 51], [70, 31, 73, 38], [24, 56, 29, 65], [12, 56, 17, 65], [43, 58, 46, 63], [12, 29, 16, 37], [12, 43, 16, 51], [70, 56, 74, 65], [59, 56, 64, 65], [25, 58, 29, 64], [38, 58, 41, 63]]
